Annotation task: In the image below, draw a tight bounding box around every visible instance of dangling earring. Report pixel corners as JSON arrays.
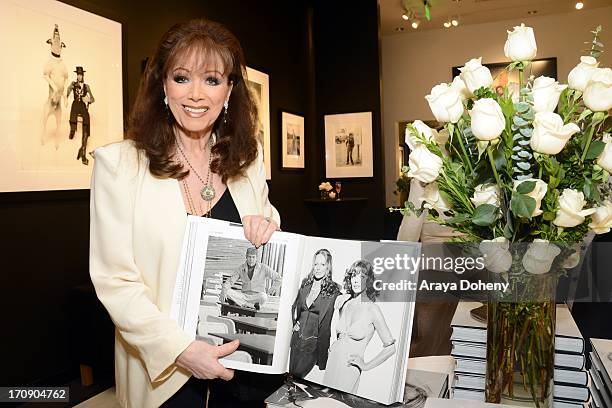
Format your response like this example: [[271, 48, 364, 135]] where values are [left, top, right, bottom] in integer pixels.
[[223, 100, 228, 124], [163, 95, 168, 107]]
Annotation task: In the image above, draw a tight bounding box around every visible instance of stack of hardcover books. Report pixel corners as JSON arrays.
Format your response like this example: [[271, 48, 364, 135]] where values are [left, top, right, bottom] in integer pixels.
[[450, 302, 590, 408], [588, 338, 612, 408]]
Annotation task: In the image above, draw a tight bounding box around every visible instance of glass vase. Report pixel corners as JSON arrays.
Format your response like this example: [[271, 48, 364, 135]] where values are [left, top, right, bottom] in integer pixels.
[[485, 269, 556, 408]]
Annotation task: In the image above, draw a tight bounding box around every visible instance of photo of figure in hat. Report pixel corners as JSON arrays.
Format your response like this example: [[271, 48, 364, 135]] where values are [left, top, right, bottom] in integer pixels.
[[66, 66, 95, 165], [42, 24, 68, 147]]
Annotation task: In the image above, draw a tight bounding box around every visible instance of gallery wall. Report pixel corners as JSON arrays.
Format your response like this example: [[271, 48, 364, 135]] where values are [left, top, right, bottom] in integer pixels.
[[381, 6, 612, 206], [311, 0, 386, 240], [1, 0, 385, 386]]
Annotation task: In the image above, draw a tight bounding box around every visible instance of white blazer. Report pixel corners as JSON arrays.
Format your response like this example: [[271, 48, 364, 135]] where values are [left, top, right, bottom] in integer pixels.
[[89, 140, 280, 408]]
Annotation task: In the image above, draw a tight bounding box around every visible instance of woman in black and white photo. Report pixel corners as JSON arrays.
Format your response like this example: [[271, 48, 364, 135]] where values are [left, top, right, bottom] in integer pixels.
[[289, 248, 341, 377], [323, 259, 396, 393]]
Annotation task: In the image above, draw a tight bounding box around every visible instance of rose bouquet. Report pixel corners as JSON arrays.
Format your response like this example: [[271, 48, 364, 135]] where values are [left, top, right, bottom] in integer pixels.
[[401, 24, 611, 407], [318, 181, 334, 199]]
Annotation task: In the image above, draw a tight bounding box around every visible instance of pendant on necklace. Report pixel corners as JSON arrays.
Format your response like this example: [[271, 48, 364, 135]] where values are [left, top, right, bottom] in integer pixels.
[[201, 185, 215, 201]]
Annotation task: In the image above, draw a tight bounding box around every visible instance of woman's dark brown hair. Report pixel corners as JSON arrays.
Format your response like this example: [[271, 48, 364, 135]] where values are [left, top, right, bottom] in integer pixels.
[[343, 259, 380, 302], [127, 18, 258, 182]]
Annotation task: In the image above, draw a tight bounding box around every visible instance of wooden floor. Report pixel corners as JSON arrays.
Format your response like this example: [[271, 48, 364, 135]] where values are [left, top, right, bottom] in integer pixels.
[[74, 387, 120, 408]]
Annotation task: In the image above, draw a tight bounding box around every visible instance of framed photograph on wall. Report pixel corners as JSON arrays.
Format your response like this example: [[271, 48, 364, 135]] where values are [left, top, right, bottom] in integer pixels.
[[246, 66, 271, 179], [452, 57, 557, 96], [281, 111, 305, 169], [324, 111, 373, 178], [0, 0, 123, 192]]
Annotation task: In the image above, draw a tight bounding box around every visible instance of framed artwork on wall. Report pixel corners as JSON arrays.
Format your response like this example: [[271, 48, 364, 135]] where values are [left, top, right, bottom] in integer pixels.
[[281, 111, 305, 169], [246, 66, 271, 179], [324, 111, 373, 178], [452, 57, 558, 96], [0, 0, 123, 192]]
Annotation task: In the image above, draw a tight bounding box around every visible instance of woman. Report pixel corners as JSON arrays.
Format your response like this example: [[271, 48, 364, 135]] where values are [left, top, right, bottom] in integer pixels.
[[289, 249, 341, 377], [90, 19, 280, 407], [323, 260, 396, 393]]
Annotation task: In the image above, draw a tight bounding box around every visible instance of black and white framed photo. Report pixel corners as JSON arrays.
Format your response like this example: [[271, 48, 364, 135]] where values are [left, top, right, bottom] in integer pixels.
[[0, 0, 123, 192], [246, 66, 271, 180], [281, 111, 304, 169], [324, 112, 373, 178]]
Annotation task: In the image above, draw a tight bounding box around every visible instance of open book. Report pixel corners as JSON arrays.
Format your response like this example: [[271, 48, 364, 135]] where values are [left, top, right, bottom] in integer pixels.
[[170, 216, 420, 405]]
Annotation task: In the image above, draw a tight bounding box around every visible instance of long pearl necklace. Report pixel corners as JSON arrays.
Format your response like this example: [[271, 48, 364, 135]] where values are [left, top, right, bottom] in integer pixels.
[[175, 136, 216, 203]]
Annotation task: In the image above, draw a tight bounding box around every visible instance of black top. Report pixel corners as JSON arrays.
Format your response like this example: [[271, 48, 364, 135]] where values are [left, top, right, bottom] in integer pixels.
[[208, 188, 241, 223]]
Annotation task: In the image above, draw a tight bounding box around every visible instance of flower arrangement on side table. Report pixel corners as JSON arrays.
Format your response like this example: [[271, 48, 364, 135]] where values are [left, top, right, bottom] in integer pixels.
[[318, 181, 335, 200], [399, 23, 611, 407]]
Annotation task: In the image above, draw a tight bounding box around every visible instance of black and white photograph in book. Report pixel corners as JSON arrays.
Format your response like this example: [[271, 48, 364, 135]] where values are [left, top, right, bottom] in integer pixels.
[[288, 238, 417, 403], [197, 235, 286, 366]]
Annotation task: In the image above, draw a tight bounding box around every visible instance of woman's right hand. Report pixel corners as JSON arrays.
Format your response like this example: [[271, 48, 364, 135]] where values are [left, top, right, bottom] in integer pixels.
[[175, 339, 240, 380], [293, 321, 300, 332]]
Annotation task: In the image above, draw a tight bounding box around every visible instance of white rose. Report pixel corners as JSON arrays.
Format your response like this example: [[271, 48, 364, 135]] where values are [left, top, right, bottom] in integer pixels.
[[589, 201, 612, 234], [532, 76, 568, 113], [553, 189, 596, 228], [405, 120, 441, 150], [512, 178, 548, 217], [459, 57, 493, 94], [420, 182, 451, 213], [319, 182, 332, 191], [425, 83, 464, 124], [597, 134, 612, 173], [522, 239, 561, 275], [530, 112, 580, 155], [480, 237, 512, 274], [407, 145, 443, 184], [504, 23, 537, 62], [583, 68, 612, 112], [471, 183, 501, 207], [470, 98, 506, 141], [451, 76, 471, 101], [568, 56, 599, 92]]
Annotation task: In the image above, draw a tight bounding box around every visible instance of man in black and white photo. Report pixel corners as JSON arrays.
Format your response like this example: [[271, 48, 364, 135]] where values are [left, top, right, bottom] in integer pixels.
[[346, 132, 355, 165], [66, 66, 95, 165], [221, 247, 281, 310]]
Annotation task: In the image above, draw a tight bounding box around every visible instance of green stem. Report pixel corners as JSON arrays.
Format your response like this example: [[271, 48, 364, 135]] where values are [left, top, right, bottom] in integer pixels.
[[580, 124, 596, 163], [487, 144, 503, 188], [518, 66, 525, 102], [538, 163, 542, 179], [447, 125, 474, 174]]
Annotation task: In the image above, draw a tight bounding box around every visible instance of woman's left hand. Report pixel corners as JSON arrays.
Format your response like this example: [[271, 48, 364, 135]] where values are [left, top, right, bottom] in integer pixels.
[[347, 355, 367, 372], [242, 215, 279, 248]]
